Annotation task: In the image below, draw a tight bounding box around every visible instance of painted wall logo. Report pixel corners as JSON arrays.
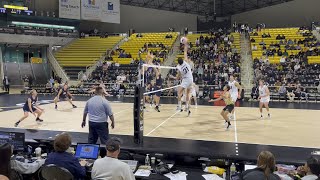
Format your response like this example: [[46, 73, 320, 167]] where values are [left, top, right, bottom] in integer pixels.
[[108, 2, 113, 10]]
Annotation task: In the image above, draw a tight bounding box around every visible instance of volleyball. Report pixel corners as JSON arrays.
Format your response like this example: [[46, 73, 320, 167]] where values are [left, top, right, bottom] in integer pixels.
[[180, 37, 188, 44]]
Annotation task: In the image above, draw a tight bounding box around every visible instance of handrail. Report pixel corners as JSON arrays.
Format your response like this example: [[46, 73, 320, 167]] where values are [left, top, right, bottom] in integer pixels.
[[47, 48, 69, 83], [30, 63, 36, 80], [0, 47, 4, 86], [85, 36, 126, 78]]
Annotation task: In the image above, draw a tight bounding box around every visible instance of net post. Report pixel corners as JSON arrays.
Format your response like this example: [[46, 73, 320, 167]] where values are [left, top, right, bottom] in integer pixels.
[[133, 85, 144, 145]]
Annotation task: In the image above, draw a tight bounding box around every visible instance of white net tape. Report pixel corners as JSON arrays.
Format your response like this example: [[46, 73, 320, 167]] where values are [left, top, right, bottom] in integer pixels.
[[142, 64, 180, 96]]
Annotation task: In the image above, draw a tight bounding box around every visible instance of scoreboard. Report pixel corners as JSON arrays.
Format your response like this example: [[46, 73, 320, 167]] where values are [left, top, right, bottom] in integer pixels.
[[0, 5, 33, 16]]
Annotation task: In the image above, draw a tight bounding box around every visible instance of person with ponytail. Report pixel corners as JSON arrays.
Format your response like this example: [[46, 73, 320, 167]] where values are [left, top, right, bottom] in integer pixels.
[[240, 151, 281, 180]]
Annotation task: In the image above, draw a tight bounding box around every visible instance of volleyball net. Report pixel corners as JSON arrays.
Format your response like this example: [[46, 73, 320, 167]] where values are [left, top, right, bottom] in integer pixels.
[[141, 63, 181, 96]]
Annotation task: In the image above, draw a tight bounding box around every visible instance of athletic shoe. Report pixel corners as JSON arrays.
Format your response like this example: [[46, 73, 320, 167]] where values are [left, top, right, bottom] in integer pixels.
[[14, 121, 20, 127], [268, 114, 271, 119], [155, 106, 160, 112], [55, 105, 57, 110], [260, 115, 264, 120], [195, 105, 198, 109], [226, 122, 231, 129], [72, 105, 77, 108], [176, 106, 181, 111], [36, 118, 43, 123], [188, 110, 191, 117]]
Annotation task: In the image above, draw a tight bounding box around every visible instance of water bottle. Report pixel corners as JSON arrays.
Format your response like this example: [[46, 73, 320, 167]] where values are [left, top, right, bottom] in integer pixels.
[[145, 154, 150, 166], [230, 163, 236, 176]]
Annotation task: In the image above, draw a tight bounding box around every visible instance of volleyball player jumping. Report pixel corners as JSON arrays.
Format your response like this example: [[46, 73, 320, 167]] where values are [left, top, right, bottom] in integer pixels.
[[170, 38, 193, 116], [228, 74, 242, 119]]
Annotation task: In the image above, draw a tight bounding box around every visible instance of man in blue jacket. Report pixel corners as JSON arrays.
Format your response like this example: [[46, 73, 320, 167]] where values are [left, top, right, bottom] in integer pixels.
[[45, 133, 86, 179]]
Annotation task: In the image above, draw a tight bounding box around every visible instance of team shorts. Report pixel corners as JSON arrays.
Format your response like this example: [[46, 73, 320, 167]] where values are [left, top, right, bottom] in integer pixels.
[[23, 106, 36, 113], [180, 78, 193, 89], [223, 104, 235, 113], [154, 86, 161, 97], [230, 93, 238, 102], [260, 96, 270, 103]]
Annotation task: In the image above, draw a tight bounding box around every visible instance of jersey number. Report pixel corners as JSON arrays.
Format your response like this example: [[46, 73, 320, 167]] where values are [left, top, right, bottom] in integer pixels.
[[182, 67, 189, 74]]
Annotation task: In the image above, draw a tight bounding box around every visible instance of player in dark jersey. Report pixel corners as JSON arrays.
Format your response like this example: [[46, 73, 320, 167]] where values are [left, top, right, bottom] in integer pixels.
[[153, 68, 162, 112], [54, 84, 77, 109], [15, 90, 44, 127]]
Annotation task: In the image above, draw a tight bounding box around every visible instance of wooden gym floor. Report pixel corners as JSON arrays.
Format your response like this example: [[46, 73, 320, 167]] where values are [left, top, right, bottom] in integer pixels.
[[0, 100, 319, 148]]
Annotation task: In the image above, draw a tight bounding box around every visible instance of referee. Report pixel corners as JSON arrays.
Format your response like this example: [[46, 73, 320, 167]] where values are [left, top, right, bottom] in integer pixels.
[[82, 87, 115, 144]]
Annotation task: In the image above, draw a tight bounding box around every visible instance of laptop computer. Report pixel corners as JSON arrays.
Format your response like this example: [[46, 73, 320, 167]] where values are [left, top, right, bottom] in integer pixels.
[[75, 143, 100, 162]]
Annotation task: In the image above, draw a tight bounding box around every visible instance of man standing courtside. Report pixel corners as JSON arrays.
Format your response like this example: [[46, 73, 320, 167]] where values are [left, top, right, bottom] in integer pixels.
[[82, 87, 115, 144], [2, 76, 10, 93]]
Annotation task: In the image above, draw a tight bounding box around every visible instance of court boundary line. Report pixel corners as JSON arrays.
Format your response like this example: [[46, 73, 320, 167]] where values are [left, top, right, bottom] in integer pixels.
[[146, 110, 180, 136], [113, 107, 132, 115], [233, 111, 238, 143]]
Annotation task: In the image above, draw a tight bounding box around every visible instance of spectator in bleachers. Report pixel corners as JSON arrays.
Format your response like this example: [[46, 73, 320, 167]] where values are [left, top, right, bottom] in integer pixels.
[[91, 137, 135, 180], [278, 84, 287, 101], [240, 151, 280, 180], [251, 85, 259, 100], [296, 157, 320, 180], [45, 81, 52, 93], [45, 133, 87, 179], [287, 83, 296, 102], [259, 40, 266, 46], [49, 76, 54, 86]]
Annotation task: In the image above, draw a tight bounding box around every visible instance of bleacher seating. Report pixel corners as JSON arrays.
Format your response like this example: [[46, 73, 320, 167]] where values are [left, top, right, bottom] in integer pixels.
[[112, 32, 178, 64], [250, 28, 320, 64], [175, 32, 240, 63], [55, 36, 122, 79]]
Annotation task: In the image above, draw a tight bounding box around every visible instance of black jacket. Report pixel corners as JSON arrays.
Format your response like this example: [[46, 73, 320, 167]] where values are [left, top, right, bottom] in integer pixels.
[[240, 168, 281, 180]]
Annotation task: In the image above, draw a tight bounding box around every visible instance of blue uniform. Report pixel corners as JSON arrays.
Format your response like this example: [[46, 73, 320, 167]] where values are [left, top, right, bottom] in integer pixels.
[[154, 74, 162, 97], [59, 88, 70, 99], [23, 96, 37, 112]]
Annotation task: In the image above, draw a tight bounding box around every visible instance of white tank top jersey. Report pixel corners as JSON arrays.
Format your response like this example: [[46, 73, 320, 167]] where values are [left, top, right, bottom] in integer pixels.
[[259, 85, 268, 96], [177, 61, 193, 79], [228, 80, 238, 95], [188, 61, 194, 72]]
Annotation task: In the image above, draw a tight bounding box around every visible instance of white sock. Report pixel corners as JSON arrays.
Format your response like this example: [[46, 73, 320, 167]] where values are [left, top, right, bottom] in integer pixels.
[[178, 101, 181, 108], [186, 101, 189, 109]]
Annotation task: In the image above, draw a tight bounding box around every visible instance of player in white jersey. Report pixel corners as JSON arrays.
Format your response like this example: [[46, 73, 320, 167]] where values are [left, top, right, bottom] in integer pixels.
[[228, 74, 242, 119], [171, 38, 193, 116], [181, 82, 198, 108], [258, 79, 271, 119]]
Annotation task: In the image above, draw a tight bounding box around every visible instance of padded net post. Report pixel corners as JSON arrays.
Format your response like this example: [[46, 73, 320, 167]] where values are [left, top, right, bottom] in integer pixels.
[[133, 85, 144, 145]]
